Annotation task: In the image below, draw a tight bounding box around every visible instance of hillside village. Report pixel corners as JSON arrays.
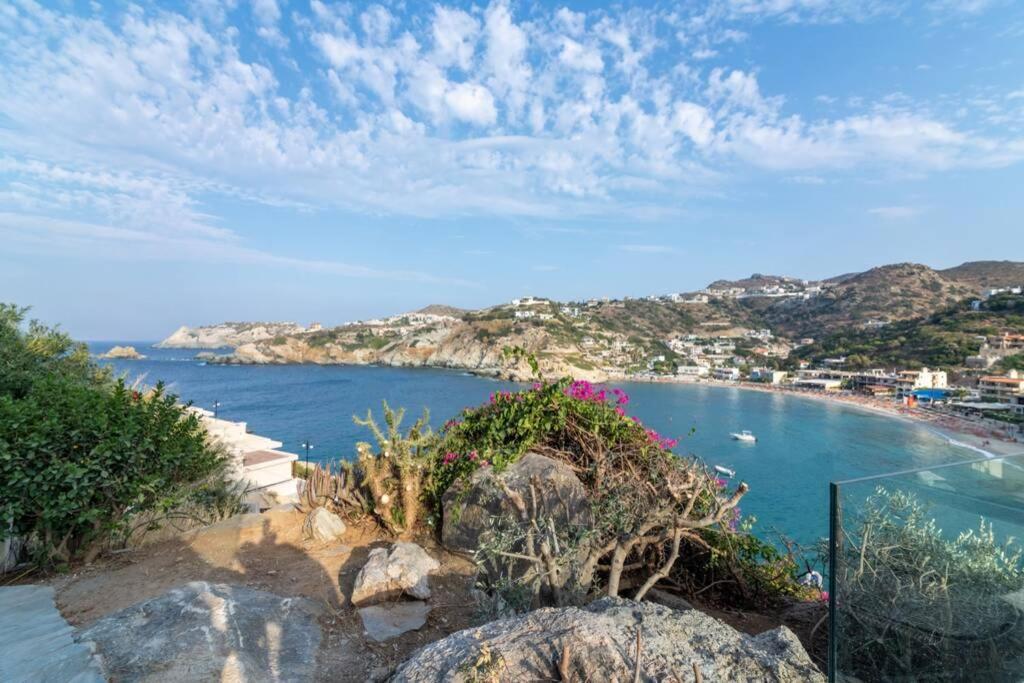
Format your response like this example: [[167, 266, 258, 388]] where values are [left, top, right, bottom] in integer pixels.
[[160, 261, 1024, 424]]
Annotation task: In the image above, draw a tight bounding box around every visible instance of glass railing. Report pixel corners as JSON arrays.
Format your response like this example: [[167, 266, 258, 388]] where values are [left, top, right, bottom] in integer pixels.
[[829, 453, 1024, 682]]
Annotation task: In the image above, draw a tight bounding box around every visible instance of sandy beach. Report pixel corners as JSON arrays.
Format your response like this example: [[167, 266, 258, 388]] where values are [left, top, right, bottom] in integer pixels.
[[617, 373, 1024, 459]]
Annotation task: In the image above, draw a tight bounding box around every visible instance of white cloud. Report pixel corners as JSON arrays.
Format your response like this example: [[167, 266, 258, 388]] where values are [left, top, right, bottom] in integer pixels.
[[484, 2, 532, 120], [618, 244, 677, 254], [559, 37, 603, 72], [431, 6, 479, 70], [444, 82, 498, 126], [868, 205, 925, 219]]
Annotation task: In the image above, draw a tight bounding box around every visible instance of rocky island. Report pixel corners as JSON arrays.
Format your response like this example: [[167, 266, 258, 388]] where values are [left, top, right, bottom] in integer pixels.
[[97, 345, 144, 360]]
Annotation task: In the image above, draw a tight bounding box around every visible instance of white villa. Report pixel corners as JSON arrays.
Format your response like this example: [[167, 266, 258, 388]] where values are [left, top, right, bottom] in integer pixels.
[[190, 408, 301, 504]]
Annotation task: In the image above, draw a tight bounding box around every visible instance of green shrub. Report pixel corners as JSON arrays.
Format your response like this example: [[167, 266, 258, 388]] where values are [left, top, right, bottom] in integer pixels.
[[0, 304, 236, 567]]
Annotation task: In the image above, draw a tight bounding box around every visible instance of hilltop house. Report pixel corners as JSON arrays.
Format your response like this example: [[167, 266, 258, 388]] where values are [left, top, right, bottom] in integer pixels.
[[979, 370, 1024, 403]]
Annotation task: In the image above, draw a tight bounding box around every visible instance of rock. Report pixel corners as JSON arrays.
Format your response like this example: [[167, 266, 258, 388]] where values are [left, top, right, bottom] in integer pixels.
[[441, 452, 591, 555], [79, 582, 322, 682], [351, 542, 440, 607], [391, 597, 825, 682], [645, 587, 693, 612], [304, 507, 346, 543], [98, 345, 144, 359], [358, 602, 432, 642]]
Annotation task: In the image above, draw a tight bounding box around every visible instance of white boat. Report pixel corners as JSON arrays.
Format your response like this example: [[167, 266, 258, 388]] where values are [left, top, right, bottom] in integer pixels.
[[714, 465, 735, 478], [730, 430, 757, 443]]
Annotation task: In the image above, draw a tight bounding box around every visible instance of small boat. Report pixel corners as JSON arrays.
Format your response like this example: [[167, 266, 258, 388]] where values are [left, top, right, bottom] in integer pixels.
[[714, 465, 735, 478], [730, 430, 757, 443]]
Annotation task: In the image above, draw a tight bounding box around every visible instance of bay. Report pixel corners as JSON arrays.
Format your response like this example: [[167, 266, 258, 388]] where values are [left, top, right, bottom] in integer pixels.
[[92, 342, 976, 547]]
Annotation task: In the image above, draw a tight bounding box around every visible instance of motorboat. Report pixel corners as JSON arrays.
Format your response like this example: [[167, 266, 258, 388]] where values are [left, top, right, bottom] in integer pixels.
[[730, 430, 757, 443], [713, 465, 735, 478]]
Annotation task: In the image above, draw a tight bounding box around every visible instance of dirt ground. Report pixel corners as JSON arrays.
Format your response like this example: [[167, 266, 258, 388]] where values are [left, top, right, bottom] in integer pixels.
[[40, 507, 480, 681], [28, 507, 828, 679]]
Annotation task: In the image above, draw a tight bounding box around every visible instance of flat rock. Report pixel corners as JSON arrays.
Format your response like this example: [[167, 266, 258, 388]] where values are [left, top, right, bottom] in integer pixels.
[[351, 542, 439, 607], [392, 597, 825, 682], [304, 507, 346, 543], [358, 602, 432, 642], [79, 581, 322, 682]]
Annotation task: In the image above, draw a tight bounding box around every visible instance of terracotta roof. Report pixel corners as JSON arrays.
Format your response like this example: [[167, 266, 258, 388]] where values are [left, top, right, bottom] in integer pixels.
[[980, 377, 1024, 385]]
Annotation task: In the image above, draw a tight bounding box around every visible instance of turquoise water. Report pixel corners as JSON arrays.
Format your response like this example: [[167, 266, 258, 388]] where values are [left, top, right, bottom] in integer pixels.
[[92, 342, 976, 547]]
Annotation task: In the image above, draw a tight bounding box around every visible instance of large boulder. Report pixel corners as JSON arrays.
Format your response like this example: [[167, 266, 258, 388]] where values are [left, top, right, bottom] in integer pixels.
[[392, 597, 825, 682], [351, 542, 440, 607], [441, 452, 591, 555], [79, 582, 322, 682]]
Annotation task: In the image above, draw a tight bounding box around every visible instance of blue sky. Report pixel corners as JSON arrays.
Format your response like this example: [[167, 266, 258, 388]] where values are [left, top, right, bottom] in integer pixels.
[[2, 0, 1023, 339]]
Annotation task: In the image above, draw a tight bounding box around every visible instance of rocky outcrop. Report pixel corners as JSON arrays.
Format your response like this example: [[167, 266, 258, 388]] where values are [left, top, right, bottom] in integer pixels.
[[392, 597, 824, 682], [441, 452, 591, 556], [156, 322, 308, 349], [351, 542, 440, 607], [79, 582, 322, 682], [303, 507, 346, 543], [98, 345, 144, 359], [173, 318, 608, 382]]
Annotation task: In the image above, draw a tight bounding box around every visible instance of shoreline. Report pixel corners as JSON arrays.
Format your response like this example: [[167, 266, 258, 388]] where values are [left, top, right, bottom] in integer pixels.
[[105, 343, 1024, 460], [615, 374, 1024, 459]]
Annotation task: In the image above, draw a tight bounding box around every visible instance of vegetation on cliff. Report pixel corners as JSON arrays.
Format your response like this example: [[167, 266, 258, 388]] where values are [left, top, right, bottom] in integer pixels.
[[793, 293, 1024, 369], [0, 304, 239, 568]]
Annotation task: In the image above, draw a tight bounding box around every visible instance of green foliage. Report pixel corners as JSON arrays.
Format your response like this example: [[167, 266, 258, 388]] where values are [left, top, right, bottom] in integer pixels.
[[0, 304, 235, 567], [794, 294, 1024, 369], [995, 352, 1024, 372]]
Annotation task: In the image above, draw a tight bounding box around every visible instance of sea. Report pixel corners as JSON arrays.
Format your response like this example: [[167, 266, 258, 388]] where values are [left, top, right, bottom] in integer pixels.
[[91, 342, 986, 550]]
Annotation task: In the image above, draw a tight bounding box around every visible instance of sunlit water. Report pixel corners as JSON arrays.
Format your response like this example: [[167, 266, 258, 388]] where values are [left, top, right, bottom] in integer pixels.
[[93, 342, 978, 547]]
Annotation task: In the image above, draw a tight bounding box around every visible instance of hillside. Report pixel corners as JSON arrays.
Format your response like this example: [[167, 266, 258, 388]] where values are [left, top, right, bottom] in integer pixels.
[[158, 260, 1023, 377], [156, 322, 312, 348], [940, 261, 1024, 292], [758, 263, 973, 337], [792, 292, 1024, 370]]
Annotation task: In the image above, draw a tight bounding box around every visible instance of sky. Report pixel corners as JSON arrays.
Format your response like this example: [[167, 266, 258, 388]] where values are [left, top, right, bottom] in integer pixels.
[[2, 0, 1023, 339]]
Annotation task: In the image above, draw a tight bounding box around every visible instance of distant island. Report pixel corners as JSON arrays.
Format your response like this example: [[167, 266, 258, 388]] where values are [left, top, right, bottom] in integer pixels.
[[157, 260, 1024, 383], [98, 345, 145, 360]]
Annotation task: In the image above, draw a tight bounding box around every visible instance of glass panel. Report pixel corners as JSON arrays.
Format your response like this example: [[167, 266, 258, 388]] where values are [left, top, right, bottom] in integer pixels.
[[829, 453, 1024, 682]]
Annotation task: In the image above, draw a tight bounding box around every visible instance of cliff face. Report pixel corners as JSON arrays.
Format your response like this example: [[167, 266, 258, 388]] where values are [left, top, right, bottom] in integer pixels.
[[221, 320, 608, 382], [155, 322, 309, 349]]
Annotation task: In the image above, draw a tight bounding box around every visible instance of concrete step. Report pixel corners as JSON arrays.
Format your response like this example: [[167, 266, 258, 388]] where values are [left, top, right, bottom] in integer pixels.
[[0, 586, 106, 683]]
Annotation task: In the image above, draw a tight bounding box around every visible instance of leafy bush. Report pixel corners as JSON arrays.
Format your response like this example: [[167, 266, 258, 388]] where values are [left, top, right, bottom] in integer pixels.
[[0, 304, 237, 567], [833, 487, 1024, 681]]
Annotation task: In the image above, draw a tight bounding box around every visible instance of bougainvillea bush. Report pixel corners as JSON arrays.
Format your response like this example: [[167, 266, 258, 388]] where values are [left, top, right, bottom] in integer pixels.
[[0, 304, 238, 568], [427, 375, 802, 608]]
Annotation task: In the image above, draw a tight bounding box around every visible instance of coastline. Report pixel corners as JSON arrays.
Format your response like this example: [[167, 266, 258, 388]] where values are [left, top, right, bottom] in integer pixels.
[[104, 341, 1024, 460], [615, 373, 1024, 459]]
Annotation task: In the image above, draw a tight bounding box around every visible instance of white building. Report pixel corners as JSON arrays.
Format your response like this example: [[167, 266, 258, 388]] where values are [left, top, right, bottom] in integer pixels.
[[713, 367, 741, 381], [750, 368, 787, 385], [677, 365, 710, 377], [979, 370, 1024, 402], [191, 408, 300, 503]]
